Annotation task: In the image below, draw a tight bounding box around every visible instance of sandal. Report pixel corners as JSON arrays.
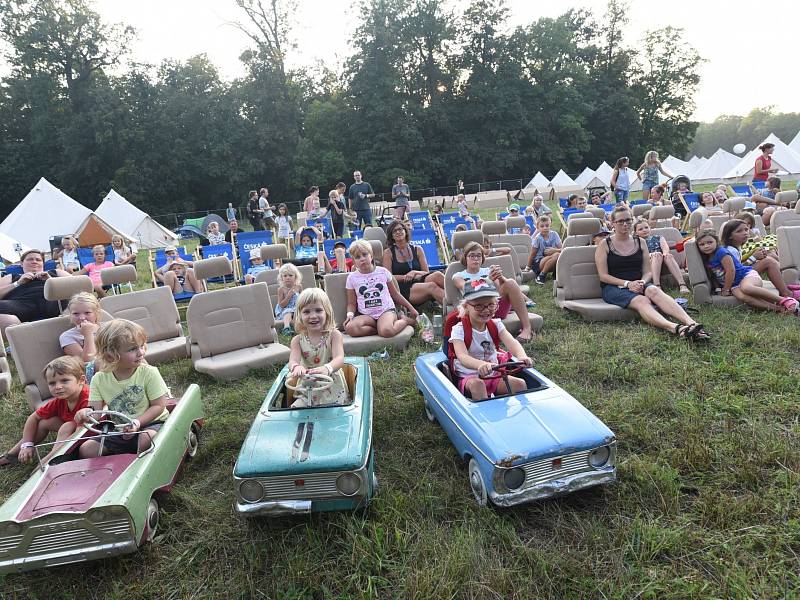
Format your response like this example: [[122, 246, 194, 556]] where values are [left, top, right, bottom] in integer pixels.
[[0, 453, 19, 467], [787, 284, 800, 291], [778, 297, 799, 313], [518, 330, 534, 342], [685, 322, 710, 341]]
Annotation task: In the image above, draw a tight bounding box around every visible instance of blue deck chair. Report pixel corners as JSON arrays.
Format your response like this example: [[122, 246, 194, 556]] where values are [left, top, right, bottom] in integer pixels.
[[236, 230, 274, 277], [410, 211, 434, 230], [201, 243, 236, 284], [305, 216, 333, 238], [152, 249, 197, 302], [350, 229, 364, 241], [599, 203, 615, 214], [323, 238, 352, 259], [729, 184, 753, 198], [410, 229, 445, 271], [751, 180, 767, 191], [78, 245, 114, 267], [629, 198, 647, 206], [559, 198, 569, 209], [438, 212, 461, 226]]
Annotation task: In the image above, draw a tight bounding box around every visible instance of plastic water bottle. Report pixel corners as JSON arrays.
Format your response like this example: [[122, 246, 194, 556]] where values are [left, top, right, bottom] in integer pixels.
[[419, 313, 435, 344], [432, 314, 443, 339]]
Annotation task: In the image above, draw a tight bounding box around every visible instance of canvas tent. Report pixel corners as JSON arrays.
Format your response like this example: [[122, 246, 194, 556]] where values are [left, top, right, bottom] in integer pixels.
[[724, 134, 800, 180], [662, 155, 695, 178], [692, 148, 739, 182], [0, 232, 30, 263], [788, 130, 800, 153], [574, 167, 596, 188], [0, 177, 135, 254], [96, 189, 179, 249], [594, 162, 613, 186], [525, 171, 550, 188], [548, 169, 576, 189]]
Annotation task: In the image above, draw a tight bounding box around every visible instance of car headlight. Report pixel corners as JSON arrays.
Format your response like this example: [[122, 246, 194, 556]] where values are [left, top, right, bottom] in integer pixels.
[[239, 479, 265, 503], [88, 510, 106, 523], [588, 446, 610, 467], [336, 472, 361, 496], [503, 467, 525, 491]]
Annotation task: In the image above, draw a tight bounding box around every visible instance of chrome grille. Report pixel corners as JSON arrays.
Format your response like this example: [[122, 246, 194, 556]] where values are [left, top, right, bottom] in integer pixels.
[[28, 528, 99, 555], [96, 518, 133, 536], [257, 472, 339, 500], [0, 534, 24, 554], [521, 450, 593, 487]]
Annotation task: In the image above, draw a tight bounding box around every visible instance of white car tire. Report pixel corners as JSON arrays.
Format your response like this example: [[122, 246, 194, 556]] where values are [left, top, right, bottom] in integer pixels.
[[145, 497, 160, 542], [423, 399, 436, 423], [468, 458, 488, 507]]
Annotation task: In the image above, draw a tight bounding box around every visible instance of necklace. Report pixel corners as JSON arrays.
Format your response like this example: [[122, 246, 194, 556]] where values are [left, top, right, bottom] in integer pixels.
[[301, 332, 328, 365]]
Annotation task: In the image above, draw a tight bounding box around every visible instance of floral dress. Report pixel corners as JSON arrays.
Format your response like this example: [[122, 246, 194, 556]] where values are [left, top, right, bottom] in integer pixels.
[[292, 333, 349, 406]]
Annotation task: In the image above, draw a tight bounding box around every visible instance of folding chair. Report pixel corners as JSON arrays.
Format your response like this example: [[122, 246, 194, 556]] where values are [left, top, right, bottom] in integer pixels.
[[728, 184, 753, 198], [236, 230, 274, 281], [410, 228, 445, 270], [678, 193, 701, 228]]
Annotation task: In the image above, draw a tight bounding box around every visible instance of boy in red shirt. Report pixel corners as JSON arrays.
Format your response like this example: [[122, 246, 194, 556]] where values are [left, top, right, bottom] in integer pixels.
[[0, 356, 89, 466]]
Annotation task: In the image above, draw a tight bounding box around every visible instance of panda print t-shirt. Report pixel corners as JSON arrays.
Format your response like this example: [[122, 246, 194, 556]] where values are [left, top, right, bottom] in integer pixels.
[[346, 266, 396, 319]]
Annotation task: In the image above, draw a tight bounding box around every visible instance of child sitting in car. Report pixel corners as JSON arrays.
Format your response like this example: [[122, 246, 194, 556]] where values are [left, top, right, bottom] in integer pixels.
[[449, 280, 532, 400], [75, 320, 170, 458]]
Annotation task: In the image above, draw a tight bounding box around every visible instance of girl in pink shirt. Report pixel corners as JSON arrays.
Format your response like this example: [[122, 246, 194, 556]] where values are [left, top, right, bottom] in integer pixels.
[[76, 245, 114, 297]]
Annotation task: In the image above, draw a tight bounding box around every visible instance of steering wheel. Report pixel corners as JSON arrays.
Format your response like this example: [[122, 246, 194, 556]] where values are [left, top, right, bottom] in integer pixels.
[[479, 360, 527, 380], [286, 373, 333, 394], [82, 410, 136, 435]]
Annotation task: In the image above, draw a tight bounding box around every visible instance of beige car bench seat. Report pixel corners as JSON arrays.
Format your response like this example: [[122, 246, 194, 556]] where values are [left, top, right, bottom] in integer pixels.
[[684, 239, 773, 305], [255, 264, 316, 309], [776, 190, 798, 208], [505, 216, 527, 231], [769, 202, 800, 234], [7, 276, 112, 409], [777, 225, 800, 286], [192, 255, 234, 287], [0, 330, 12, 395], [649, 205, 676, 229], [186, 282, 290, 380], [449, 229, 484, 262], [490, 233, 535, 283], [554, 246, 636, 321], [562, 217, 602, 248], [442, 255, 543, 335], [481, 221, 506, 235], [363, 227, 387, 250], [323, 272, 414, 355], [632, 203, 653, 218], [99, 265, 189, 365]]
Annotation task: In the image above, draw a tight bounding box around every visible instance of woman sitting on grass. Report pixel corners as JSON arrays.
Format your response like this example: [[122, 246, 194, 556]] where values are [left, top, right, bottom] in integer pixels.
[[595, 205, 709, 340]]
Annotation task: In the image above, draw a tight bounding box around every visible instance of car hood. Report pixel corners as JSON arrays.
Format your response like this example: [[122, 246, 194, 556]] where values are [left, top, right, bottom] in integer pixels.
[[471, 389, 615, 465], [235, 409, 367, 477], [14, 455, 137, 521]]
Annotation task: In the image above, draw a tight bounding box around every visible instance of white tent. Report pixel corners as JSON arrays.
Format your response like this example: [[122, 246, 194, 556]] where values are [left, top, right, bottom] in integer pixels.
[[525, 171, 550, 188], [594, 162, 613, 186], [548, 169, 575, 188], [574, 167, 596, 188], [625, 167, 643, 192], [662, 155, 695, 178], [96, 189, 178, 249], [692, 148, 740, 182], [788, 130, 800, 153], [0, 177, 135, 253], [724, 133, 800, 179], [0, 232, 30, 263]]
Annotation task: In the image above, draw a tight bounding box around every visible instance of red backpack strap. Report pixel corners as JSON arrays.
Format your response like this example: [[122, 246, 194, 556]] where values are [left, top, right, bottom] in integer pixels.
[[460, 314, 473, 350], [486, 319, 501, 349]]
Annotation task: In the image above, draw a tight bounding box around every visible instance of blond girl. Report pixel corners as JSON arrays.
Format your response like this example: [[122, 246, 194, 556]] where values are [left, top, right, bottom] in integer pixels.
[[111, 234, 135, 265], [275, 263, 303, 335], [636, 150, 673, 201], [287, 288, 349, 407]]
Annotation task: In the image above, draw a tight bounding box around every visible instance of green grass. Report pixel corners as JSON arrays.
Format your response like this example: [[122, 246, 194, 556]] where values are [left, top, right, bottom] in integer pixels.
[[0, 224, 799, 599]]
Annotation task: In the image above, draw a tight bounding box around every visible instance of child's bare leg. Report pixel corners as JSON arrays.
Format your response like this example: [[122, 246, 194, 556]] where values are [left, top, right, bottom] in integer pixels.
[[465, 378, 489, 400], [162, 271, 181, 294], [740, 278, 785, 304], [41, 421, 77, 464], [334, 248, 346, 272], [663, 254, 687, 290], [499, 279, 533, 340], [78, 439, 104, 459], [283, 313, 293, 328], [245, 275, 254, 284], [496, 375, 527, 395], [732, 287, 783, 312], [754, 256, 789, 296], [650, 254, 663, 286], [345, 315, 378, 337], [94, 284, 106, 298], [137, 429, 157, 453], [185, 268, 204, 293], [4, 416, 62, 463], [376, 311, 407, 337]]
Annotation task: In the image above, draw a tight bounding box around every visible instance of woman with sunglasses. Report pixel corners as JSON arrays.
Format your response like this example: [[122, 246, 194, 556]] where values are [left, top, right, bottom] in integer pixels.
[[595, 205, 709, 340]]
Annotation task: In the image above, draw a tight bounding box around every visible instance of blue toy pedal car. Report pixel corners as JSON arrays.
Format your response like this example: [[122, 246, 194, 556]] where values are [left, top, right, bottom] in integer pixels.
[[414, 351, 616, 507], [234, 358, 377, 516]]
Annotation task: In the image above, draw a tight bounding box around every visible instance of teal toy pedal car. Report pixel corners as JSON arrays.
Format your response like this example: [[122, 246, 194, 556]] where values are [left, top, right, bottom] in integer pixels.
[[234, 357, 377, 516]]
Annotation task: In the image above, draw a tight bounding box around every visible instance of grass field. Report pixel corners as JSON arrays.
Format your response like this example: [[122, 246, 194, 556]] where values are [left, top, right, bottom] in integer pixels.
[[0, 200, 798, 599]]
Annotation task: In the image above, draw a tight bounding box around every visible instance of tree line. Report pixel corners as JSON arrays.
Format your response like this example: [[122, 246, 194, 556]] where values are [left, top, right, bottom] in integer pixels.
[[0, 0, 702, 220], [690, 107, 800, 159]]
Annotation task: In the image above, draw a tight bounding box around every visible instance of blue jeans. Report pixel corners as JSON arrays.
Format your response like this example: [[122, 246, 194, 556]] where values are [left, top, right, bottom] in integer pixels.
[[614, 189, 629, 203], [356, 208, 373, 228]]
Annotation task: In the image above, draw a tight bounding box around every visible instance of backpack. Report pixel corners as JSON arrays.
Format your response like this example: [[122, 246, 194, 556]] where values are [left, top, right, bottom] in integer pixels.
[[442, 309, 501, 376]]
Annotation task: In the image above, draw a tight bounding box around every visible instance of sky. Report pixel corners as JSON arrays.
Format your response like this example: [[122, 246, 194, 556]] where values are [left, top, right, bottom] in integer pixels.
[[8, 0, 800, 122]]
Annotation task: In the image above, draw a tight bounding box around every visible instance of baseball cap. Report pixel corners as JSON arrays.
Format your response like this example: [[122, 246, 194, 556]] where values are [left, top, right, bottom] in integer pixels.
[[592, 227, 611, 239], [463, 279, 501, 302], [249, 248, 262, 260], [333, 240, 347, 248], [164, 245, 177, 252], [508, 203, 520, 212]]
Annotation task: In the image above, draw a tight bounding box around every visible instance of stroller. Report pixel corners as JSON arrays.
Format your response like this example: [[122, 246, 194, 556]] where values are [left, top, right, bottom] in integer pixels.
[[670, 175, 692, 217]]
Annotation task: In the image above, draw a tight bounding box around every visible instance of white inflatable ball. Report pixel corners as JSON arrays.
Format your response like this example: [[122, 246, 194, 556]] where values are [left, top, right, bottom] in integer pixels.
[[733, 143, 746, 154]]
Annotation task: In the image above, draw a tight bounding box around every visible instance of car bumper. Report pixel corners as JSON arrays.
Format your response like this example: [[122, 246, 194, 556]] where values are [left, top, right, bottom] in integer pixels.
[[235, 496, 368, 517], [0, 539, 137, 575], [490, 467, 616, 507]]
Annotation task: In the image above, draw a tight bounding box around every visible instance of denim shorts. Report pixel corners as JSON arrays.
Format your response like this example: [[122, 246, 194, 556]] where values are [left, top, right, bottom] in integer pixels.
[[614, 189, 630, 203], [601, 283, 653, 308]]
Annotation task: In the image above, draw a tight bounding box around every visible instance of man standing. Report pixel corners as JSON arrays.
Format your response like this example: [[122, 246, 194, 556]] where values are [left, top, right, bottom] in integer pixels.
[[392, 176, 410, 222], [259, 188, 275, 231], [347, 170, 374, 229]]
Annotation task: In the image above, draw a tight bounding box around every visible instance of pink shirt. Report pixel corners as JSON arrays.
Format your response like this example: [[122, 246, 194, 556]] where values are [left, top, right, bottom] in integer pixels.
[[85, 261, 114, 286], [346, 266, 395, 319]]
